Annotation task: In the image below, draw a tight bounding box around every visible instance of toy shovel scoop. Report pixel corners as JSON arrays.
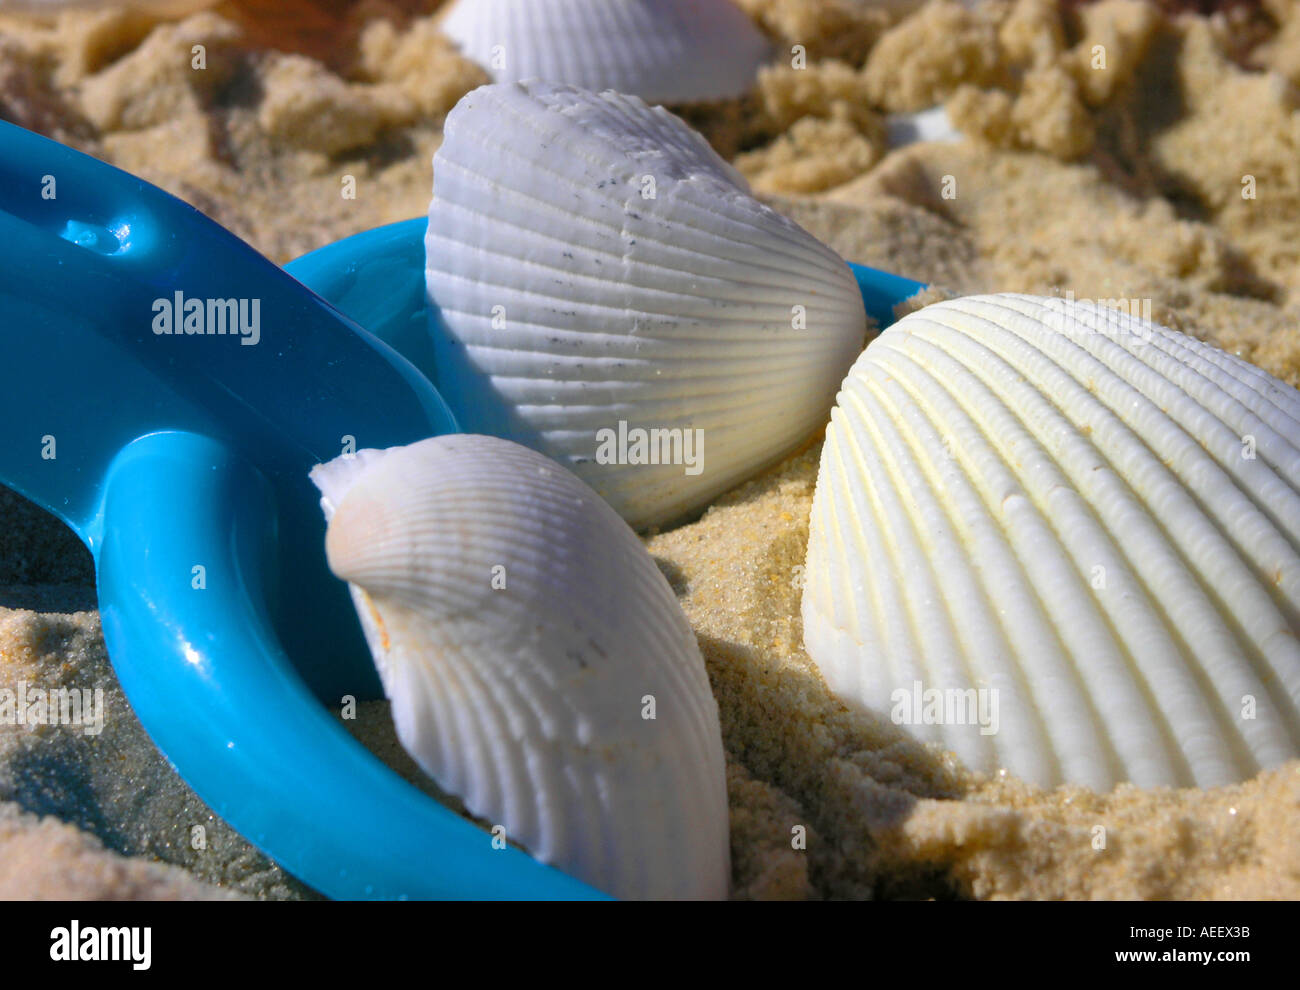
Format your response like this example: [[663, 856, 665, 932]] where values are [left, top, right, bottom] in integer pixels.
[[0, 120, 925, 899]]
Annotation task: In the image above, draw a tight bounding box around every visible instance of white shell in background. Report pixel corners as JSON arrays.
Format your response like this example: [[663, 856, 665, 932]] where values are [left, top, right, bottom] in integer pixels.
[[439, 0, 770, 104], [886, 105, 961, 149], [802, 294, 1300, 791], [426, 81, 868, 530], [311, 434, 730, 899]]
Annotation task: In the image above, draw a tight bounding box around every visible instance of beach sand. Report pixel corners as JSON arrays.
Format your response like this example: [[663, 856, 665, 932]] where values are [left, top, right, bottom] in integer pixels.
[[1, 0, 1298, 898]]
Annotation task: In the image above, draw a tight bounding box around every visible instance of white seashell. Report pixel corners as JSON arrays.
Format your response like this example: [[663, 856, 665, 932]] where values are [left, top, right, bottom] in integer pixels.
[[425, 81, 868, 530], [802, 293, 1300, 791], [310, 434, 730, 899], [439, 0, 770, 104], [886, 105, 961, 149]]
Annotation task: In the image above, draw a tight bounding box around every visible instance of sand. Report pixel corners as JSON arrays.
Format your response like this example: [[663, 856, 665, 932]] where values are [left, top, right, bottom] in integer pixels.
[[1, 0, 1298, 899]]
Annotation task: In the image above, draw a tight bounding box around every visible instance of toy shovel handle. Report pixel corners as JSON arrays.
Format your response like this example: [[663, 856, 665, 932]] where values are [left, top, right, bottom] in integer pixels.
[[0, 125, 605, 899], [96, 430, 606, 900], [0, 120, 455, 548]]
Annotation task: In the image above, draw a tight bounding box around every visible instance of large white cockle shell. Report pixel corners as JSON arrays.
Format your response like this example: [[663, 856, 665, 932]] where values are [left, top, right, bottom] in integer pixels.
[[310, 434, 729, 899], [425, 81, 868, 530], [439, 0, 770, 104], [802, 294, 1300, 791]]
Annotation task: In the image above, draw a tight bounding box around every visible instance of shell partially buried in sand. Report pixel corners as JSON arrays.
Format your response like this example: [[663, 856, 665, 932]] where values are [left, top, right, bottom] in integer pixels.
[[439, 0, 770, 103], [425, 80, 868, 530], [311, 434, 730, 900], [802, 293, 1300, 792]]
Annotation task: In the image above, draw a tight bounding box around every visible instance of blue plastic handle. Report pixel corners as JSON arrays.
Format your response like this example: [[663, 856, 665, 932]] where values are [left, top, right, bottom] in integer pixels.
[[0, 122, 605, 899], [96, 430, 605, 899], [0, 121, 461, 702]]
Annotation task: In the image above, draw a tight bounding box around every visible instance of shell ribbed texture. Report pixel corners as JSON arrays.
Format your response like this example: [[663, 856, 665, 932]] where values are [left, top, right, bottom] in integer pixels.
[[802, 294, 1300, 791], [426, 81, 867, 529], [312, 434, 730, 898]]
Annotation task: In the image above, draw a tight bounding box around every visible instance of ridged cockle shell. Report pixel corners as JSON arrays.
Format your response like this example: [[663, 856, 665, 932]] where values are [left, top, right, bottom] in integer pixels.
[[311, 434, 730, 899], [425, 81, 868, 530], [802, 294, 1300, 791]]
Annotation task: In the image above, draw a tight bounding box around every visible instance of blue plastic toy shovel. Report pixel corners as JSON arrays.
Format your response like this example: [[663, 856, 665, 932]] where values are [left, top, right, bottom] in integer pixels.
[[0, 119, 924, 899]]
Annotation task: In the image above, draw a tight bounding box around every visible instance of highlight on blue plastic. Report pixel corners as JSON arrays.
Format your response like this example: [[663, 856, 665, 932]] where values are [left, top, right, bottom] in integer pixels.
[[0, 117, 926, 901]]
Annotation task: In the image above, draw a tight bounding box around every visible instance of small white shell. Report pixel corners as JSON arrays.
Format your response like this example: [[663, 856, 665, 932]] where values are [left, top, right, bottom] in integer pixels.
[[886, 106, 961, 149], [426, 81, 868, 530], [802, 294, 1300, 791], [439, 0, 770, 104], [311, 434, 729, 899]]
